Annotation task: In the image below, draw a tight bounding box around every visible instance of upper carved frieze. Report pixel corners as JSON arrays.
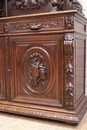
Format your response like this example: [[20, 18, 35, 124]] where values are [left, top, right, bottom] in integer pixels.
[[12, 0, 50, 10], [0, 0, 83, 17]]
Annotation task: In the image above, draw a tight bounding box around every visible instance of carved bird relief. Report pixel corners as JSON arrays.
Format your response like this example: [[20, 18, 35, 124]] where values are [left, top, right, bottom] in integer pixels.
[[26, 52, 47, 87]]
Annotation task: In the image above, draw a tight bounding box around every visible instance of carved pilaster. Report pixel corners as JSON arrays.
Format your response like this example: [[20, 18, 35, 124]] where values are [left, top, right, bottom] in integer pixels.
[[64, 33, 74, 110]]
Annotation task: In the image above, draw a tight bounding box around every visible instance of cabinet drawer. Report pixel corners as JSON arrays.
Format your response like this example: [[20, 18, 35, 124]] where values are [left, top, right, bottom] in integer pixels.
[[4, 17, 65, 34]]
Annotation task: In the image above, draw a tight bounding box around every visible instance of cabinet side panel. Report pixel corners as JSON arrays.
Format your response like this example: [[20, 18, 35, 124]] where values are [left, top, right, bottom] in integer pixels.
[[75, 39, 85, 102]]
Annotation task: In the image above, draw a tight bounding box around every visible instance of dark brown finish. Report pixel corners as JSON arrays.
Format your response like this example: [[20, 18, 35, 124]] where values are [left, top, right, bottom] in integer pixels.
[[0, 0, 83, 17], [0, 10, 87, 124]]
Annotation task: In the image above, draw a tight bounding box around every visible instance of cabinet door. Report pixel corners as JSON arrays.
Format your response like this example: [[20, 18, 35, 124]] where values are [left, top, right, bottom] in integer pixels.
[[9, 34, 64, 108], [0, 38, 6, 100]]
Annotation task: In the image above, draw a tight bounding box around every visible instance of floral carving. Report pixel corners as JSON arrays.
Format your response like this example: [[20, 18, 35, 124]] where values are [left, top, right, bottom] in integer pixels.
[[26, 52, 47, 87]]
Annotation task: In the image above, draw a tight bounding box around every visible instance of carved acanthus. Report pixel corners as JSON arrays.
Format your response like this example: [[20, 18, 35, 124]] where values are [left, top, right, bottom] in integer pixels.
[[65, 16, 74, 30]]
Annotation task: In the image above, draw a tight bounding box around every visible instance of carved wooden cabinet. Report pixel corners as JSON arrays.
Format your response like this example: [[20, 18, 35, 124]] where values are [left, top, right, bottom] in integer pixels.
[[0, 10, 87, 124]]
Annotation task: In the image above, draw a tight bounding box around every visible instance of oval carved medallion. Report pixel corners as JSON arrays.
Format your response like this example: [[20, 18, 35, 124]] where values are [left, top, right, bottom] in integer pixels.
[[20, 46, 53, 95]]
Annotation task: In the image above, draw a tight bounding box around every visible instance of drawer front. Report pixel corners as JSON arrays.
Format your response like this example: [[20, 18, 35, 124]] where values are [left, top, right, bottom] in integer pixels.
[[3, 17, 65, 34]]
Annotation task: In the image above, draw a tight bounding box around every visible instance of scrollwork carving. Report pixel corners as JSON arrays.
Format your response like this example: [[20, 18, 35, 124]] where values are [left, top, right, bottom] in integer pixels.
[[64, 33, 74, 58]]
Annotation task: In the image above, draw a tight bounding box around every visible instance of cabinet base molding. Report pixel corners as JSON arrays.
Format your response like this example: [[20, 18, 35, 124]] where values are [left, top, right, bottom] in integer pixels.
[[0, 97, 87, 124]]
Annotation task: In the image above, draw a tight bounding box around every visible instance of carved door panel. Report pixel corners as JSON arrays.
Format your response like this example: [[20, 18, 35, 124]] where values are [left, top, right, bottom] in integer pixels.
[[0, 38, 6, 100], [9, 34, 64, 108]]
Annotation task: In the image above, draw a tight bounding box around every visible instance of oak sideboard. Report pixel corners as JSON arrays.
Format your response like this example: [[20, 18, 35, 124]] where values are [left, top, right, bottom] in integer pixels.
[[0, 7, 87, 124]]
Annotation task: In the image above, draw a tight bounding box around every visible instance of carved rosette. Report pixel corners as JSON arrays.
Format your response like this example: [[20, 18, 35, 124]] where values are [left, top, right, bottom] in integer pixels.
[[64, 33, 74, 110]]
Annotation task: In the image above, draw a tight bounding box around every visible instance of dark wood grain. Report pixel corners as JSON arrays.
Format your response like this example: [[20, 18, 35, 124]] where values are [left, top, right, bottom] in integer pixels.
[[0, 8, 86, 124]]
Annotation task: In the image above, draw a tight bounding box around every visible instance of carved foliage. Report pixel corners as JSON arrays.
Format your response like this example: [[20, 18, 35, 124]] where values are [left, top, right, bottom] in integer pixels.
[[64, 33, 74, 58], [11, 19, 62, 32], [64, 33, 74, 110]]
